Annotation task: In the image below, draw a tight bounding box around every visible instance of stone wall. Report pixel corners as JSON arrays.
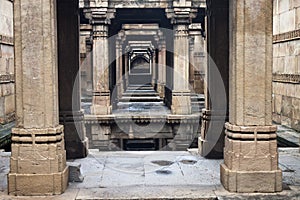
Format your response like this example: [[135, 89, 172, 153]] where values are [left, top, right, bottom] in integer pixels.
[[0, 0, 15, 125]]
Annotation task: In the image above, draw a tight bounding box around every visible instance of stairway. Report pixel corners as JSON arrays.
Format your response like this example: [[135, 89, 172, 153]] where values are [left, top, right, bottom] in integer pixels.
[[117, 84, 168, 114]]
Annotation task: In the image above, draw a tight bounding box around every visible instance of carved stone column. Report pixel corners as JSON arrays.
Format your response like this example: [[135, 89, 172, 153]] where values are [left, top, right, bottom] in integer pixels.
[[90, 24, 111, 114], [152, 52, 157, 87], [57, 0, 88, 159], [166, 1, 197, 115], [157, 41, 166, 98], [124, 50, 129, 90], [189, 36, 195, 90], [116, 37, 124, 99], [9, 0, 68, 195], [189, 23, 204, 94], [221, 0, 282, 192]]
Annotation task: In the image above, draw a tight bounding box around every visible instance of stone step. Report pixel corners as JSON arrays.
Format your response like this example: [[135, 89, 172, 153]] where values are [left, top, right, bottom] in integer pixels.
[[117, 102, 165, 109], [119, 96, 163, 102], [123, 92, 158, 97]]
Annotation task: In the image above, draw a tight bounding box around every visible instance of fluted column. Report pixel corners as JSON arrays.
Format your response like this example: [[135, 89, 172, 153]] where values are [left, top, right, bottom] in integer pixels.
[[90, 24, 111, 115], [9, 0, 68, 195], [221, 0, 282, 192]]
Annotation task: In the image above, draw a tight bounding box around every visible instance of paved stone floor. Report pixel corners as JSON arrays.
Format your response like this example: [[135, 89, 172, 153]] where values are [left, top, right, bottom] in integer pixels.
[[1, 147, 300, 199]]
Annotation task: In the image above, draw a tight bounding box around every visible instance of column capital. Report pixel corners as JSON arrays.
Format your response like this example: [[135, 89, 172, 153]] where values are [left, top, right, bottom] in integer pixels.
[[166, 1, 198, 25], [83, 7, 115, 25]]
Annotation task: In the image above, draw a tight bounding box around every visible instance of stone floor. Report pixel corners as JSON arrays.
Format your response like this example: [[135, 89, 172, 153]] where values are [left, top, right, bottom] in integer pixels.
[[1, 147, 300, 200]]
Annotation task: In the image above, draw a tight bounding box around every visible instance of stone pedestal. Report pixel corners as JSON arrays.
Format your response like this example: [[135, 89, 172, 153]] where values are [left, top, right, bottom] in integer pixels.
[[9, 127, 69, 195], [221, 0, 282, 192], [9, 0, 68, 195], [221, 123, 282, 192], [91, 25, 111, 115]]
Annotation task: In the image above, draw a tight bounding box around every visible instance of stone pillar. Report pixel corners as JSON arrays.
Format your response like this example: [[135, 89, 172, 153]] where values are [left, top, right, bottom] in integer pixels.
[[152, 52, 157, 87], [189, 36, 195, 90], [90, 24, 111, 115], [124, 51, 129, 89], [220, 0, 282, 192], [166, 1, 197, 115], [9, 0, 68, 195], [116, 39, 124, 99], [199, 0, 229, 158], [57, 0, 88, 159], [189, 23, 205, 94], [171, 23, 192, 114], [80, 24, 93, 99], [157, 41, 166, 98]]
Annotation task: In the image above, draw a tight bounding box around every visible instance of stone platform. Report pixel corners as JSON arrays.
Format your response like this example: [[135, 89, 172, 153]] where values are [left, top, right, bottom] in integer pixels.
[[1, 148, 300, 199]]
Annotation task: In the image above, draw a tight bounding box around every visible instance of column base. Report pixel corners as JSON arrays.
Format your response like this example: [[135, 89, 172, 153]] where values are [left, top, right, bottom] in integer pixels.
[[171, 94, 191, 115], [60, 111, 89, 159], [199, 109, 226, 158], [157, 83, 165, 98], [221, 164, 282, 193], [221, 123, 283, 193], [8, 167, 69, 196], [8, 126, 69, 195], [91, 93, 111, 115]]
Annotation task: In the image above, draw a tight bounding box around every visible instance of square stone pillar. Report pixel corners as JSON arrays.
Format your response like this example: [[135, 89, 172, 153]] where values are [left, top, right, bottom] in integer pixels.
[[221, 0, 282, 192], [157, 42, 166, 98], [171, 24, 192, 115], [124, 52, 129, 90], [9, 0, 68, 195], [90, 25, 111, 115], [116, 39, 124, 99], [152, 53, 157, 88]]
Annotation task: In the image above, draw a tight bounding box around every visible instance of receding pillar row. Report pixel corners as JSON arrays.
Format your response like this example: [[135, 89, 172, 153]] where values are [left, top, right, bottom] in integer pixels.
[[9, 0, 68, 195], [220, 0, 282, 192]]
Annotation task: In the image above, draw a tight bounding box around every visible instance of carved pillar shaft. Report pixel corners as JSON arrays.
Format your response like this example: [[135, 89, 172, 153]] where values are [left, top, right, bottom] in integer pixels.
[[171, 24, 191, 114], [189, 36, 195, 90], [9, 0, 68, 195], [91, 24, 111, 115], [158, 43, 166, 98], [152, 51, 157, 87], [220, 0, 282, 193], [116, 41, 123, 99], [124, 52, 129, 89]]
